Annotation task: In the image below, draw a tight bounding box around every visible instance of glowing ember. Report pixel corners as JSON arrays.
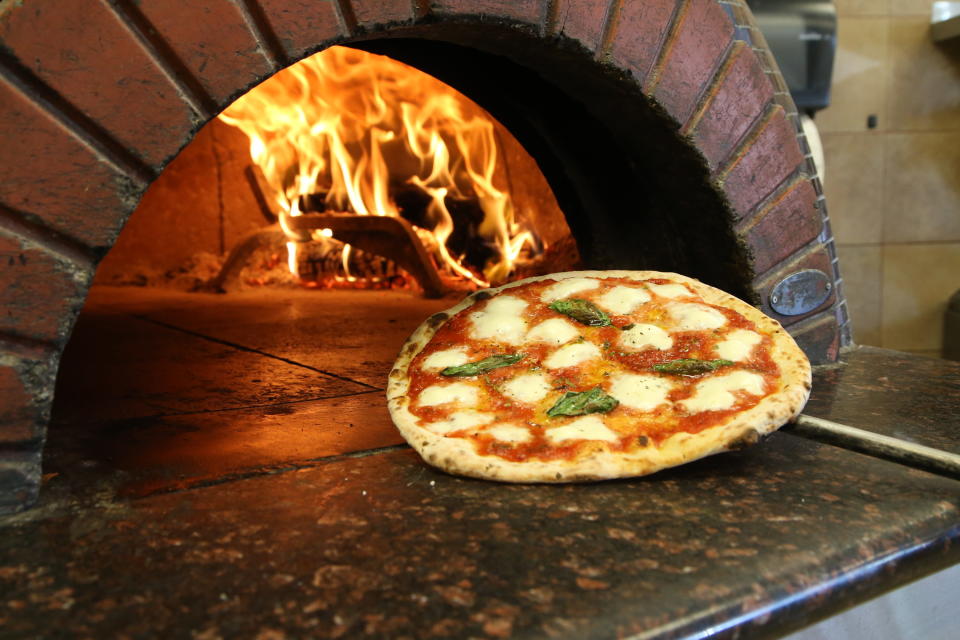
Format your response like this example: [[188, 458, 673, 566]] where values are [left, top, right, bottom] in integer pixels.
[[219, 46, 542, 288]]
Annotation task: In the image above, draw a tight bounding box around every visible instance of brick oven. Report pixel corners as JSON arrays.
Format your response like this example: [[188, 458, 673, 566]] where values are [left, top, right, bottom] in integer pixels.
[[0, 0, 847, 514]]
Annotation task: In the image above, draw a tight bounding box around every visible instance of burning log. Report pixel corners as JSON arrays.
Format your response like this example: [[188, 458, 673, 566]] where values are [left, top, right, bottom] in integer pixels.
[[209, 214, 452, 297]]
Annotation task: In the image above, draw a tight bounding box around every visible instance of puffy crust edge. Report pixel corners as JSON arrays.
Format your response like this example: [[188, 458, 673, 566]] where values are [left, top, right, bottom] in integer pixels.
[[386, 270, 812, 483]]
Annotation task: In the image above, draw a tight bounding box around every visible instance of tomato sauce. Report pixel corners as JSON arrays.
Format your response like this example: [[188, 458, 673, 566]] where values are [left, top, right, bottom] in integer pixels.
[[406, 276, 782, 461]]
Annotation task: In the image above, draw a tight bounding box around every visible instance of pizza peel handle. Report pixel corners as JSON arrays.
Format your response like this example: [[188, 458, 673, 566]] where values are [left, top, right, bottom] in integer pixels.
[[791, 414, 960, 481]]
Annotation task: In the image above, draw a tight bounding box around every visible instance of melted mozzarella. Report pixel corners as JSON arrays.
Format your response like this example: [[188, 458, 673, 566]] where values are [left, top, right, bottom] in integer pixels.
[[544, 341, 601, 369], [596, 285, 651, 315], [426, 410, 494, 434], [421, 347, 469, 371], [679, 370, 766, 413], [501, 372, 552, 404], [469, 295, 528, 345], [647, 283, 693, 299], [609, 374, 673, 411], [667, 302, 727, 331], [418, 382, 478, 408], [541, 277, 600, 302], [715, 329, 762, 362], [485, 423, 532, 443], [526, 318, 580, 346], [547, 415, 619, 443], [618, 324, 673, 351]]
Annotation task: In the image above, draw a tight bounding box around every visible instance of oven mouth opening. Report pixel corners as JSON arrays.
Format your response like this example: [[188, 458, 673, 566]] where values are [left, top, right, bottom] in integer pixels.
[[44, 33, 752, 498]]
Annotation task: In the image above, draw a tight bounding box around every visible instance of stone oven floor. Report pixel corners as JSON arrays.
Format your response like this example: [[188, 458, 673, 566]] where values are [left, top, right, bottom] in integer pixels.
[[1, 286, 959, 639]]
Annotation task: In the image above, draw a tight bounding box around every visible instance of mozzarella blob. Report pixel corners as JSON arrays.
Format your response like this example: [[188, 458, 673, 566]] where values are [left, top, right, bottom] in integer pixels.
[[426, 410, 495, 434], [418, 382, 479, 407], [609, 374, 674, 411], [526, 318, 580, 346], [647, 283, 693, 299], [544, 341, 601, 369], [547, 415, 619, 443], [469, 295, 528, 345], [715, 329, 762, 362], [484, 423, 532, 443], [501, 372, 553, 404], [596, 285, 651, 315], [618, 324, 673, 351], [421, 347, 470, 371], [667, 302, 727, 331], [679, 370, 766, 413], [541, 277, 600, 302]]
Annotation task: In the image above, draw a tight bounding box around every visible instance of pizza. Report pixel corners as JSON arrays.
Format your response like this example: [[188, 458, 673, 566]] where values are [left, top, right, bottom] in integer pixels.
[[387, 270, 811, 482]]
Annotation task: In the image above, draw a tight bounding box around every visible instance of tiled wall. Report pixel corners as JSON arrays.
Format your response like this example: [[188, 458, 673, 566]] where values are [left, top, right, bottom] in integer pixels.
[[816, 0, 960, 357]]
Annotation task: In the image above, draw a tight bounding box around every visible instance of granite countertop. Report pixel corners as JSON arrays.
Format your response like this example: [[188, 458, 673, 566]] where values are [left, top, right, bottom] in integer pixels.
[[1, 346, 959, 638]]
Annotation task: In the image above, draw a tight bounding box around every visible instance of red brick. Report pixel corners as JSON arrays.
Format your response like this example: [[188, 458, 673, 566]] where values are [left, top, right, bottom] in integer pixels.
[[754, 244, 836, 327], [553, 0, 611, 51], [0, 0, 195, 168], [0, 365, 43, 444], [720, 106, 805, 219], [790, 312, 841, 364], [0, 83, 134, 249], [138, 0, 274, 105], [350, 0, 413, 27], [743, 179, 822, 277], [431, 0, 542, 25], [653, 0, 734, 125], [691, 42, 774, 170], [257, 0, 342, 60], [608, 0, 676, 86], [0, 234, 87, 344]]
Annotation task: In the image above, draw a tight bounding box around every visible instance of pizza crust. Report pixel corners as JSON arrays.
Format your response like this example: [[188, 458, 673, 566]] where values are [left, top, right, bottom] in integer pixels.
[[387, 270, 812, 482]]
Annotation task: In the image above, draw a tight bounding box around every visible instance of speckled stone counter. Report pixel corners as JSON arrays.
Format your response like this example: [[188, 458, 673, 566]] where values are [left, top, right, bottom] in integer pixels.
[[1, 346, 959, 639], [804, 346, 960, 454]]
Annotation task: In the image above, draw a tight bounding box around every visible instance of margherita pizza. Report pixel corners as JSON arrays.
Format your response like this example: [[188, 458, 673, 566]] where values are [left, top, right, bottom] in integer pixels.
[[387, 271, 811, 482]]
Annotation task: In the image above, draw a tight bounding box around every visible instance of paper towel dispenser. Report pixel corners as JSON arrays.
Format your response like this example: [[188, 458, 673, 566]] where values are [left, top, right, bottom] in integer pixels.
[[747, 0, 837, 113]]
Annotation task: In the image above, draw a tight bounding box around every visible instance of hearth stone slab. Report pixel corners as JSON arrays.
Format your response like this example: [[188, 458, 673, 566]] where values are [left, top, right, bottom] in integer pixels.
[[805, 346, 960, 454], [45, 390, 404, 499], [1, 433, 957, 639], [81, 286, 455, 388], [53, 308, 372, 422]]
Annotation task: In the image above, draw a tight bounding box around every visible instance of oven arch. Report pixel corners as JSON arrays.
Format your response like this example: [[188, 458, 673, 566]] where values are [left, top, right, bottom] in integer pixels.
[[0, 0, 844, 512]]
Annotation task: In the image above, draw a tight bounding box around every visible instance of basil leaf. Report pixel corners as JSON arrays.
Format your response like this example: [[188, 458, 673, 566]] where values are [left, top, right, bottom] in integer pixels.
[[548, 299, 611, 327], [441, 353, 525, 377], [652, 358, 734, 376], [546, 387, 619, 417]]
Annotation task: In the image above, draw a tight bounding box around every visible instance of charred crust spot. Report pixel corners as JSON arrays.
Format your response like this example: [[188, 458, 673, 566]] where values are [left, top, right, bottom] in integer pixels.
[[637, 435, 650, 447], [472, 289, 493, 302], [727, 429, 762, 451], [427, 312, 449, 328], [403, 342, 419, 356]]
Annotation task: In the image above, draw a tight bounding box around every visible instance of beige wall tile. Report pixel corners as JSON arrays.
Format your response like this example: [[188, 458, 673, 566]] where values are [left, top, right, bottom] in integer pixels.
[[890, 0, 937, 16], [837, 244, 883, 345], [821, 132, 886, 244], [881, 243, 960, 350], [817, 17, 889, 133], [835, 0, 890, 17], [883, 132, 960, 243], [887, 18, 960, 131]]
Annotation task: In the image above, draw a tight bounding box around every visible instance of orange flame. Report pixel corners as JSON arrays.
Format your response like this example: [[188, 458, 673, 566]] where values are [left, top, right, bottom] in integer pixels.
[[218, 46, 540, 287]]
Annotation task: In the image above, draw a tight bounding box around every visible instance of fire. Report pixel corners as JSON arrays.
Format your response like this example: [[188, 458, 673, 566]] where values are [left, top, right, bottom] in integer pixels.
[[219, 45, 541, 288]]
